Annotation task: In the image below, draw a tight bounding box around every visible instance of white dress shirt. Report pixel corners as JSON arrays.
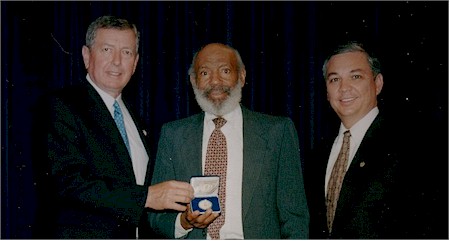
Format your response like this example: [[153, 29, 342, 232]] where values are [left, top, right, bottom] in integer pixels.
[[86, 74, 149, 185], [175, 105, 244, 239], [325, 107, 379, 196]]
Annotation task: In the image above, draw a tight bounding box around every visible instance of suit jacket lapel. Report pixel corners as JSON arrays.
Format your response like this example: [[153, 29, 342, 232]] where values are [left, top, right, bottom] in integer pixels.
[[83, 83, 135, 180], [122, 99, 154, 184], [337, 115, 383, 215], [241, 107, 268, 220], [181, 113, 204, 178], [123, 100, 151, 157], [345, 114, 383, 177]]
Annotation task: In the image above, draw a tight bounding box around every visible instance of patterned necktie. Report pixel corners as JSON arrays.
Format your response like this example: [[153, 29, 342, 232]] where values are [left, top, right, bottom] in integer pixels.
[[326, 130, 351, 233], [113, 101, 130, 154], [204, 117, 227, 240]]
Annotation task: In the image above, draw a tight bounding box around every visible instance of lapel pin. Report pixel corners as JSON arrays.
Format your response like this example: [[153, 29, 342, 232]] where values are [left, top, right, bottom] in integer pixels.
[[142, 130, 147, 136], [360, 162, 365, 168]]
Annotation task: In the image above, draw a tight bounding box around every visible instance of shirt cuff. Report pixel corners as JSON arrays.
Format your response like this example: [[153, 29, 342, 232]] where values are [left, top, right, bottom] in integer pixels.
[[175, 213, 193, 238]]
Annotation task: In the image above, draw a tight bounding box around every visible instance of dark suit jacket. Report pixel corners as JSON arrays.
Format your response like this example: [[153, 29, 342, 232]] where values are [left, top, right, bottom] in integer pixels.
[[32, 81, 155, 239], [149, 106, 309, 239], [304, 111, 447, 239]]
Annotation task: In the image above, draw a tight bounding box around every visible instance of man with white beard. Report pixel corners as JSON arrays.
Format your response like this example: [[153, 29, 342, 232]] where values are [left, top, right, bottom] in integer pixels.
[[149, 43, 309, 239]]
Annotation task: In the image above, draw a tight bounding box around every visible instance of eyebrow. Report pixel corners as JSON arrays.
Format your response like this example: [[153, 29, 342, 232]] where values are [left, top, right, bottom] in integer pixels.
[[327, 68, 365, 78], [326, 72, 338, 78], [349, 68, 364, 73]]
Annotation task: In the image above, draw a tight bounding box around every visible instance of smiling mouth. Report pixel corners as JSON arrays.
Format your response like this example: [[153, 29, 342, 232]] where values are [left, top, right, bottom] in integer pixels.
[[107, 71, 121, 76], [340, 97, 356, 103]]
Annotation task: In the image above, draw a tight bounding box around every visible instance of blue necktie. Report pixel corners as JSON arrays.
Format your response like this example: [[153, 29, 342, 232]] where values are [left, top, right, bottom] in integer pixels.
[[113, 101, 130, 154]]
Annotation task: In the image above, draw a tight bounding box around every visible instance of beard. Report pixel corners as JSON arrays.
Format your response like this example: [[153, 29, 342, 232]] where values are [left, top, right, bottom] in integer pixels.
[[193, 80, 242, 116]]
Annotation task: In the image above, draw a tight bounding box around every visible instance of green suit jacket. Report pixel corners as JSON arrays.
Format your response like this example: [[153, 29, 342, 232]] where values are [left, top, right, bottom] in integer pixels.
[[149, 106, 309, 239]]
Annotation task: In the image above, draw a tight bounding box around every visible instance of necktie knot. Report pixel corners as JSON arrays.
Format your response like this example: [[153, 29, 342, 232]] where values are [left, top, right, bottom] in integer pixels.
[[343, 130, 351, 141], [113, 101, 121, 115], [213, 117, 227, 129], [342, 130, 351, 150]]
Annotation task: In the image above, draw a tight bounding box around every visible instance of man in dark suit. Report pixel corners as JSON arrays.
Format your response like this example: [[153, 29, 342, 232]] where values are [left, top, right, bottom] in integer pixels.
[[149, 43, 309, 239], [304, 42, 446, 239], [32, 15, 194, 239]]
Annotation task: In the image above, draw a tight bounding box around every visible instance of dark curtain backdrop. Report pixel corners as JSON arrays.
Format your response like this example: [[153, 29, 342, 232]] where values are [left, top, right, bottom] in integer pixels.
[[1, 1, 447, 238]]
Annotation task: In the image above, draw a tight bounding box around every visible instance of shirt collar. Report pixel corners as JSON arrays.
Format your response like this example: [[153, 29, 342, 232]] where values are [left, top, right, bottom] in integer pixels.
[[204, 104, 241, 124], [339, 107, 379, 139], [86, 74, 123, 111]]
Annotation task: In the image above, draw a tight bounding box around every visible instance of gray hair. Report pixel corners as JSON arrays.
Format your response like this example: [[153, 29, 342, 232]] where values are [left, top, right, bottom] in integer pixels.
[[322, 42, 381, 80], [85, 15, 140, 52], [188, 43, 246, 79]]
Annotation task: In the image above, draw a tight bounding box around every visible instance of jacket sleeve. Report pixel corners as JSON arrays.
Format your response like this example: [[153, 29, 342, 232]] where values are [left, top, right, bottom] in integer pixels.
[[148, 124, 179, 238], [277, 118, 310, 239]]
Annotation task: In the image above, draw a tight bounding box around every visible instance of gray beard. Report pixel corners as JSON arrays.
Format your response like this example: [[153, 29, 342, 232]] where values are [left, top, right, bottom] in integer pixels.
[[193, 82, 242, 116]]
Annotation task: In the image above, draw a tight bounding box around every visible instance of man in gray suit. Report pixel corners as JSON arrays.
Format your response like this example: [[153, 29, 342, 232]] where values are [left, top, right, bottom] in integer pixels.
[[149, 43, 309, 239]]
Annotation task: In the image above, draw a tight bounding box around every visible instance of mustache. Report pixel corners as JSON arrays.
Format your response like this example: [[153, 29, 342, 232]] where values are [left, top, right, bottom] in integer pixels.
[[203, 85, 232, 96]]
